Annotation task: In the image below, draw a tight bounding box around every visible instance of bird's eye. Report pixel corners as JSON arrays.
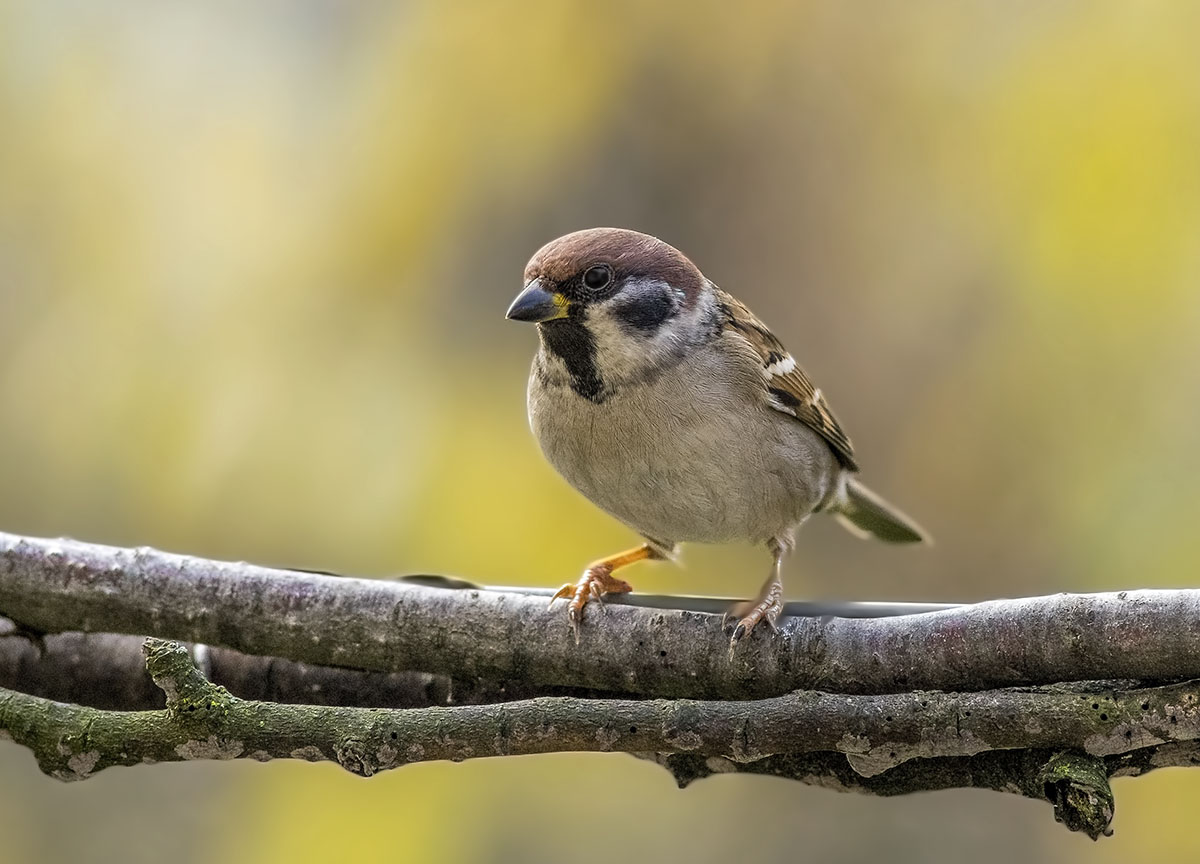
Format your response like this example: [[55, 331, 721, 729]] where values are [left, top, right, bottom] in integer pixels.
[[583, 265, 612, 291]]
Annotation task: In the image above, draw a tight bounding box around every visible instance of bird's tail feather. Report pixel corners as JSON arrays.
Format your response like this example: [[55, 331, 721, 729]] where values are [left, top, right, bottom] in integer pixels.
[[833, 476, 928, 544]]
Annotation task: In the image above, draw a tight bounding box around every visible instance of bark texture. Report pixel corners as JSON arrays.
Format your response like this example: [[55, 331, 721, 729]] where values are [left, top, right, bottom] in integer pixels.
[[0, 620, 453, 709], [3, 637, 1194, 840], [4, 532, 1200, 700], [4, 530, 1200, 841]]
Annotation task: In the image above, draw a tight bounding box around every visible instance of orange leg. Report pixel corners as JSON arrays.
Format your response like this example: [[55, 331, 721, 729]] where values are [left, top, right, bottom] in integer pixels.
[[550, 543, 666, 642], [727, 545, 786, 654]]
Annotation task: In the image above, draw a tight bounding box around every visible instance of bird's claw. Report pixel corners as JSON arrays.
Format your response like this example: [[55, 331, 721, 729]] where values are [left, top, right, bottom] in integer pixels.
[[725, 594, 782, 658], [548, 566, 632, 642], [567, 602, 582, 644], [548, 583, 574, 608]]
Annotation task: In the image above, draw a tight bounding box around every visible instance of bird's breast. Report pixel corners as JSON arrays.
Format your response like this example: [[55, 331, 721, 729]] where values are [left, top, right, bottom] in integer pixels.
[[526, 349, 834, 545]]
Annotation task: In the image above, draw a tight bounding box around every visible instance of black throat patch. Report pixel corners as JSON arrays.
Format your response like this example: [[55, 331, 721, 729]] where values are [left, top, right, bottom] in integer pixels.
[[538, 318, 606, 403]]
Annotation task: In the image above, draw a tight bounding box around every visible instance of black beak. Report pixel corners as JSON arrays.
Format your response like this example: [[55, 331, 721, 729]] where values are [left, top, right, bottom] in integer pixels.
[[506, 278, 568, 323]]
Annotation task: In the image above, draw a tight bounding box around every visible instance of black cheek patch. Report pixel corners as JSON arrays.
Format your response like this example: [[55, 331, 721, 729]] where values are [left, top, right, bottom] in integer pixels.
[[613, 288, 677, 334]]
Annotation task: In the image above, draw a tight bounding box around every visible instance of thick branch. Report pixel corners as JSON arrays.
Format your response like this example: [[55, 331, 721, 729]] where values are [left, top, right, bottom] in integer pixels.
[[4, 532, 1200, 699]]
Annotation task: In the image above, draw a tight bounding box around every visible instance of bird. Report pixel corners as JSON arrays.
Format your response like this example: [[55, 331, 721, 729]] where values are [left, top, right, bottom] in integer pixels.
[[506, 227, 927, 650]]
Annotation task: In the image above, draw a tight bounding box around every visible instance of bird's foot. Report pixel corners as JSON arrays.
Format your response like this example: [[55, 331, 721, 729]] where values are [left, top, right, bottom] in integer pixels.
[[550, 543, 667, 643], [725, 577, 783, 657], [549, 563, 633, 643]]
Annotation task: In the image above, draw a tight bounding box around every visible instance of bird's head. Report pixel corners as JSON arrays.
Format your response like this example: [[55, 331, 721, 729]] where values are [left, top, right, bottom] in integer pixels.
[[507, 228, 714, 396]]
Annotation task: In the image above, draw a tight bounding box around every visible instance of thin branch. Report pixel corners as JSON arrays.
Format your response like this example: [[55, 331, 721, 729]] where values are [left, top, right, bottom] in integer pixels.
[[0, 620, 608, 710], [0, 621, 453, 709], [11, 640, 1200, 839], [4, 532, 1200, 699], [652, 749, 1129, 841]]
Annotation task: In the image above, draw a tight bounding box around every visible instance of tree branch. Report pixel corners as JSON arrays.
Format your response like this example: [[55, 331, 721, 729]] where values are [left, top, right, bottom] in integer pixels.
[[4, 532, 1200, 700], [652, 748, 1128, 841], [0, 620, 457, 710], [5, 531, 1200, 840], [9, 639, 1200, 840], [0, 619, 611, 709]]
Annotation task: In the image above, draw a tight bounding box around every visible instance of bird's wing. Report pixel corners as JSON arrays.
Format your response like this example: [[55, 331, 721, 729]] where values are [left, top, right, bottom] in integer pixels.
[[714, 287, 858, 471]]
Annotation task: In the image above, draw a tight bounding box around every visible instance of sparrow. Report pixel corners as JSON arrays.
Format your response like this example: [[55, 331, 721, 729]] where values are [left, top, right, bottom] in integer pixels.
[[506, 227, 927, 649]]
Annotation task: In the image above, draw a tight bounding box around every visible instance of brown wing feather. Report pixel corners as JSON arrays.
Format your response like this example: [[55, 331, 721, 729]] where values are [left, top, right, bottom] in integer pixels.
[[714, 288, 859, 471]]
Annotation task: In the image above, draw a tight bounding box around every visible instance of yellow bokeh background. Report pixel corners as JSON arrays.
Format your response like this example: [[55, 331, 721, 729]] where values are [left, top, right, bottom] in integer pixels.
[[2, 2, 1200, 861]]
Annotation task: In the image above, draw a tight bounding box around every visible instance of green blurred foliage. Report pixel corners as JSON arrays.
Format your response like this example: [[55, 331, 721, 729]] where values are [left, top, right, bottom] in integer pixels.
[[2, 1, 1199, 861]]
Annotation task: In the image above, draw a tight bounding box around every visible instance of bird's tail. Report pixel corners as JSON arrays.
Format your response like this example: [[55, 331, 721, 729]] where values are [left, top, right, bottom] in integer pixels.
[[832, 476, 929, 544]]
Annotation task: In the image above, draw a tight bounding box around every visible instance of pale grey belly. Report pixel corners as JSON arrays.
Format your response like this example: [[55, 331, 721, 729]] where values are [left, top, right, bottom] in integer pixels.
[[529, 376, 835, 546]]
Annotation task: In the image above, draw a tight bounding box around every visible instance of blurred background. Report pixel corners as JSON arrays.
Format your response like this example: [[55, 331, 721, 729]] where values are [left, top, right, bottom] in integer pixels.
[[2, 0, 1199, 861]]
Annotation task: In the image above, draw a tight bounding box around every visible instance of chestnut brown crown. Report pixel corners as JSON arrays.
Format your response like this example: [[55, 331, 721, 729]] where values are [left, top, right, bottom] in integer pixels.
[[523, 228, 706, 305]]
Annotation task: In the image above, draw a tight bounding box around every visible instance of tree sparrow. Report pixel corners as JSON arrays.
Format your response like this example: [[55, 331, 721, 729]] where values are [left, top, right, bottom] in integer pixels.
[[507, 228, 927, 649]]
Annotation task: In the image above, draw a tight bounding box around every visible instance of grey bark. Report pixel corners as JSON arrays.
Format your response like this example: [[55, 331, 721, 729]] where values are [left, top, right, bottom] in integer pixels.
[[7, 638, 1197, 839], [4, 532, 1200, 700], [653, 748, 1124, 840], [5, 531, 1200, 841], [0, 620, 454, 709], [0, 620, 603, 709]]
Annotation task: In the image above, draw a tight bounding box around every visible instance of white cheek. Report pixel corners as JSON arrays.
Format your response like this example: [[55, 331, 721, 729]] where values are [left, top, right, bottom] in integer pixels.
[[585, 281, 713, 386], [685, 286, 717, 329], [584, 311, 648, 382]]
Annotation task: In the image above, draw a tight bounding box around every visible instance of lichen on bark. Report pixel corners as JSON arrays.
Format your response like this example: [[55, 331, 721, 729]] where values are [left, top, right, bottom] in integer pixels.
[[1036, 752, 1114, 840]]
